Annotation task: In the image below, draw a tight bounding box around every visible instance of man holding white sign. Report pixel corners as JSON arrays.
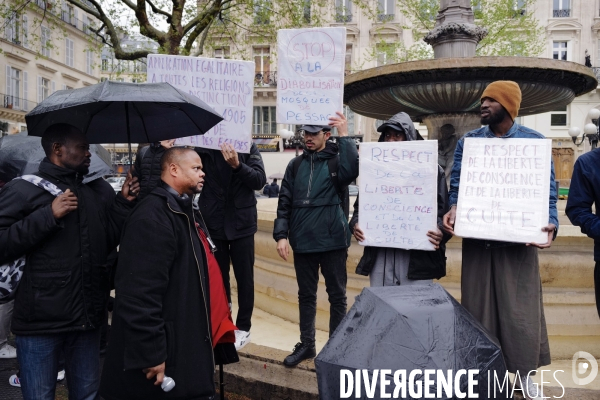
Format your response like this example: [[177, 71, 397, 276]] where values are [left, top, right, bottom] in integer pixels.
[[350, 112, 450, 286], [442, 81, 558, 400]]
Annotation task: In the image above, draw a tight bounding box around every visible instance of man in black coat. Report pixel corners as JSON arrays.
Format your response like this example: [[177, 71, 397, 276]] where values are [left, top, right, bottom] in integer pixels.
[[0, 123, 138, 400], [100, 147, 215, 400], [196, 142, 266, 350], [264, 179, 280, 198]]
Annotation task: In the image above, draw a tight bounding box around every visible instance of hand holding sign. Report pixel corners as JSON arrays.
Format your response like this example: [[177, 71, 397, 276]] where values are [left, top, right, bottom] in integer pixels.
[[358, 141, 439, 250], [277, 27, 346, 125]]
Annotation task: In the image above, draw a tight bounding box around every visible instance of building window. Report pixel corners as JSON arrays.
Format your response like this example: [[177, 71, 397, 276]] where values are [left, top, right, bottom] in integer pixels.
[[39, 77, 50, 102], [5, 12, 27, 46], [344, 106, 355, 135], [41, 26, 51, 57], [345, 44, 352, 75], [553, 41, 568, 61], [62, 3, 75, 25], [101, 58, 109, 71], [214, 47, 230, 59], [378, 0, 394, 22], [6, 67, 21, 109], [86, 51, 94, 75], [253, 0, 271, 25], [303, 0, 311, 23], [254, 47, 271, 86], [553, 0, 570, 17], [512, 0, 526, 17], [82, 14, 90, 34], [335, 0, 352, 23], [376, 45, 395, 67], [550, 106, 567, 126], [65, 38, 74, 67], [252, 106, 277, 135]]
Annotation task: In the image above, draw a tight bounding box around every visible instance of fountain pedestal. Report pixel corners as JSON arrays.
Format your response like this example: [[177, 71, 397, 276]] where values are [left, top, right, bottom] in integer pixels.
[[421, 112, 481, 179]]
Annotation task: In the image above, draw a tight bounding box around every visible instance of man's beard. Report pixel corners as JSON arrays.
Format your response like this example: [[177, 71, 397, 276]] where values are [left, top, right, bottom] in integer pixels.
[[481, 108, 507, 126]]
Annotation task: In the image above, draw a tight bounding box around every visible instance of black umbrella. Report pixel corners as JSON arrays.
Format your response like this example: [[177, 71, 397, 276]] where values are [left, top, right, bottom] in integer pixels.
[[315, 284, 511, 399], [0, 133, 112, 184], [25, 81, 223, 163]]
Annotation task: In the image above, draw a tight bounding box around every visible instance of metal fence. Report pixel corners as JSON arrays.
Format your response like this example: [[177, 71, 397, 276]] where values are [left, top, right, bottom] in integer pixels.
[[553, 9, 571, 17], [1, 93, 37, 112]]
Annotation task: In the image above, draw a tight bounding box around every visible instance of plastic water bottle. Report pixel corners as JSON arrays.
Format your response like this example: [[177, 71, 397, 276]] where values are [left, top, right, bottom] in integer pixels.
[[161, 375, 175, 392]]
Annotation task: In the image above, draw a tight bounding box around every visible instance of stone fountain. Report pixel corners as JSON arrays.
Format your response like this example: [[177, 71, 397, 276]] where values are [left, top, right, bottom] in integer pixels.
[[343, 0, 598, 177]]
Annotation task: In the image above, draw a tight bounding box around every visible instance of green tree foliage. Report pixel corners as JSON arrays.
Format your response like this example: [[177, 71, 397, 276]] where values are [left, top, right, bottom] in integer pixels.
[[1, 0, 545, 64]]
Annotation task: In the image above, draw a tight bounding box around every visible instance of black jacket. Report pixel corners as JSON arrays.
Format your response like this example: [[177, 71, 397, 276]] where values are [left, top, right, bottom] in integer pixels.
[[197, 143, 266, 240], [100, 184, 215, 400], [264, 182, 280, 198], [132, 143, 166, 201], [274, 137, 359, 253], [0, 159, 132, 335]]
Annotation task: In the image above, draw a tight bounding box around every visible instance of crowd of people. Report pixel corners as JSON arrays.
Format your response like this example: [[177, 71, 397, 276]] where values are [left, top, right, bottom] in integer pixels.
[[0, 80, 597, 400]]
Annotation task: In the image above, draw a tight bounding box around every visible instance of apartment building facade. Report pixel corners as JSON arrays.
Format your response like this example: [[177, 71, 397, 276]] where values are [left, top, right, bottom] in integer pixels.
[[1, 0, 100, 134]]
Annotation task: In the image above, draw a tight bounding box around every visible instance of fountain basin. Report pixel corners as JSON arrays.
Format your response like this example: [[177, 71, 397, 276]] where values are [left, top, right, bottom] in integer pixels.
[[344, 57, 598, 121]]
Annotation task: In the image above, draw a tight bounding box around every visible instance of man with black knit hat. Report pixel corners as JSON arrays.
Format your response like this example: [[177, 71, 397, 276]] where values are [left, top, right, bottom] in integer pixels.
[[442, 81, 558, 400]]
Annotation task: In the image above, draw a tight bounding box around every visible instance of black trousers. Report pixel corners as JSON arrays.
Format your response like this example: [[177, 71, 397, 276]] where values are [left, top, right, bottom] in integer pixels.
[[293, 248, 348, 346], [213, 235, 255, 332], [596, 262, 600, 319]]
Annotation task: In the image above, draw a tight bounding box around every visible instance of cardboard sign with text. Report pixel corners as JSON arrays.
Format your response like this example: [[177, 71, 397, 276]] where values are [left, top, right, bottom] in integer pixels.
[[358, 141, 438, 250], [454, 138, 552, 243], [146, 54, 254, 153], [276, 27, 346, 125]]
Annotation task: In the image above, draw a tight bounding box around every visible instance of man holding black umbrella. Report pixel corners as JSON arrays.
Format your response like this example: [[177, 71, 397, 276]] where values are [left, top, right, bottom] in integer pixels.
[[0, 123, 139, 400]]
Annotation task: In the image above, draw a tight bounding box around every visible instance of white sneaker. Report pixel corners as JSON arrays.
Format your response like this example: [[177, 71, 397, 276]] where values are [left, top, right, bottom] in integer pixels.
[[8, 374, 20, 387], [234, 330, 251, 351], [519, 375, 544, 400], [0, 343, 16, 358], [8, 369, 65, 387]]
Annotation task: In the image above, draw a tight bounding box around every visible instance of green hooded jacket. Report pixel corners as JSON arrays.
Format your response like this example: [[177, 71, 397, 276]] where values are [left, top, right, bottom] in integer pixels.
[[273, 137, 359, 253]]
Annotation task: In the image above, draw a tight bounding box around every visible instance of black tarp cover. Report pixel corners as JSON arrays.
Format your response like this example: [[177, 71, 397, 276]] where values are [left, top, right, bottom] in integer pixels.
[[315, 284, 511, 399]]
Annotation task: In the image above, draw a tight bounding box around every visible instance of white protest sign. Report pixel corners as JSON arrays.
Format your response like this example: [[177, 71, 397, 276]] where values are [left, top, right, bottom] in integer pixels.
[[277, 27, 346, 125], [358, 141, 439, 250], [454, 138, 552, 243], [146, 54, 254, 153]]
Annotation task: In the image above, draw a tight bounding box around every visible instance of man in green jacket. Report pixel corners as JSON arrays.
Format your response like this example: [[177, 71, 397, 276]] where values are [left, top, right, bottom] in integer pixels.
[[274, 112, 359, 367]]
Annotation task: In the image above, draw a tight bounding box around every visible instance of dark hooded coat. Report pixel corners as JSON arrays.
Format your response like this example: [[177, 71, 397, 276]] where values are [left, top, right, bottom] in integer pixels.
[[349, 112, 451, 280], [0, 159, 133, 334], [100, 184, 215, 400]]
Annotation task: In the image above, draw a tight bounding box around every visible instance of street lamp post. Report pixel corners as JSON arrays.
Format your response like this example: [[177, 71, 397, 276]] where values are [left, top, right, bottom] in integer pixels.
[[569, 108, 600, 150]]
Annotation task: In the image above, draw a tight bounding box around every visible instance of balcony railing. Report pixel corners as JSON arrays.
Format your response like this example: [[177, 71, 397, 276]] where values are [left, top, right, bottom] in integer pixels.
[[2, 94, 36, 112], [553, 9, 571, 17], [254, 71, 277, 87], [592, 68, 600, 84], [377, 13, 394, 22], [335, 14, 353, 23], [31, 0, 95, 35]]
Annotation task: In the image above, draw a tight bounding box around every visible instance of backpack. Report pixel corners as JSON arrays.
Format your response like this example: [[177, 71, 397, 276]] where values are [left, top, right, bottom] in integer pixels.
[[291, 155, 350, 220], [0, 175, 63, 302]]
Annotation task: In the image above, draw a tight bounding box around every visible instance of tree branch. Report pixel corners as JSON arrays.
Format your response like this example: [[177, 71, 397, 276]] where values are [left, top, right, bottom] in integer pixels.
[[144, 0, 172, 22], [134, 0, 167, 45], [192, 18, 212, 56], [182, 0, 222, 35]]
